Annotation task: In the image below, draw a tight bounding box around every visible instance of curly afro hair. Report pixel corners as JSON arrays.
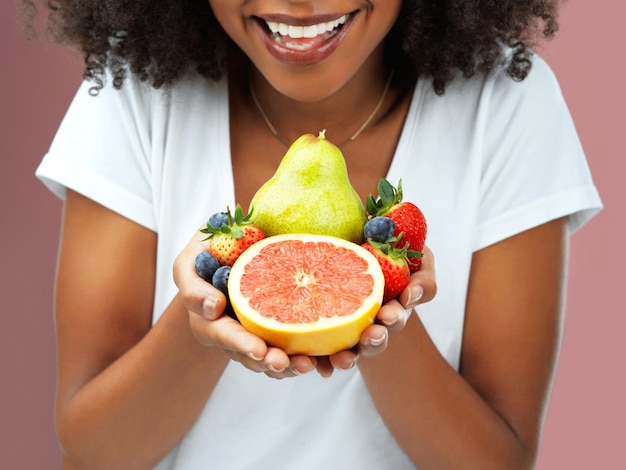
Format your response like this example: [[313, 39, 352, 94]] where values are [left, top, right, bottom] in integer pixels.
[[24, 0, 560, 95]]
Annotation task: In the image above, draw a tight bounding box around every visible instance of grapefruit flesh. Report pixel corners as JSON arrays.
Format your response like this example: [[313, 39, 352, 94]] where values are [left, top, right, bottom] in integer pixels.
[[228, 234, 385, 355]]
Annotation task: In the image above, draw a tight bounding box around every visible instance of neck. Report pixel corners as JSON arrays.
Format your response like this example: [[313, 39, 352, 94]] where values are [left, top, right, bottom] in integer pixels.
[[246, 50, 397, 147]]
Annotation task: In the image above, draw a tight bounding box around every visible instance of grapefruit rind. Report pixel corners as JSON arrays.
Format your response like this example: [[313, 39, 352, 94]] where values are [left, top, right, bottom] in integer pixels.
[[228, 233, 384, 356]]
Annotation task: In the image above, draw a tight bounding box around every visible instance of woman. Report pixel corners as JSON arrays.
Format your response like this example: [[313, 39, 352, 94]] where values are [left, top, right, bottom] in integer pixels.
[[33, 0, 601, 468]]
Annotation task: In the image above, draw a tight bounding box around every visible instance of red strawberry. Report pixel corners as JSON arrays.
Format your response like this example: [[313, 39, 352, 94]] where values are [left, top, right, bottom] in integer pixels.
[[361, 235, 419, 303], [367, 178, 427, 272], [201, 205, 265, 266]]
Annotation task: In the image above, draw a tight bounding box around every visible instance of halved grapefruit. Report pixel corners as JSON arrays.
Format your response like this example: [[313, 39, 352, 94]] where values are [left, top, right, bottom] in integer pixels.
[[228, 233, 385, 356]]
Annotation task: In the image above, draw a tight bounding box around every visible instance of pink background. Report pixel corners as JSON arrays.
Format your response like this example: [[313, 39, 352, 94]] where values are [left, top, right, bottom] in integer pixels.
[[2, 2, 624, 468]]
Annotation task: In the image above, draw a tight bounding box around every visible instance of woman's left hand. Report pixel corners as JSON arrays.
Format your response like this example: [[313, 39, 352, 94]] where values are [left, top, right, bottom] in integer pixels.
[[319, 246, 437, 377]]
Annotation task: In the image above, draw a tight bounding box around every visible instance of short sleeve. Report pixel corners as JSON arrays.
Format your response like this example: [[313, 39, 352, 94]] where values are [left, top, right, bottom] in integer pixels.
[[474, 57, 602, 250], [35, 76, 157, 231]]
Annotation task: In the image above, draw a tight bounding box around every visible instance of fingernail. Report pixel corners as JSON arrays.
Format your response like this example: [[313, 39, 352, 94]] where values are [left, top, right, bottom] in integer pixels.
[[267, 364, 286, 373], [202, 296, 219, 316], [337, 360, 356, 371], [247, 352, 264, 361], [405, 285, 424, 310], [369, 334, 387, 347]]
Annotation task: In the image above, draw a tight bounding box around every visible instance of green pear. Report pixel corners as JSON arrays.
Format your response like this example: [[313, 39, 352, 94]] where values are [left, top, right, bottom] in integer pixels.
[[250, 131, 367, 244]]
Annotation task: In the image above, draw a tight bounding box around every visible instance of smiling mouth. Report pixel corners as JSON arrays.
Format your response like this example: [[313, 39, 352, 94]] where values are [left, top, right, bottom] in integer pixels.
[[262, 14, 349, 50]]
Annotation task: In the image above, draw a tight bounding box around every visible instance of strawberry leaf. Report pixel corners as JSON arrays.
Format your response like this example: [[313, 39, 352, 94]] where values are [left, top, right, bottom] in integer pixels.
[[242, 206, 255, 223], [366, 195, 379, 216], [407, 250, 423, 259], [230, 226, 244, 239], [200, 204, 256, 241], [367, 178, 405, 216], [366, 233, 416, 261], [233, 205, 244, 224], [377, 178, 396, 205]]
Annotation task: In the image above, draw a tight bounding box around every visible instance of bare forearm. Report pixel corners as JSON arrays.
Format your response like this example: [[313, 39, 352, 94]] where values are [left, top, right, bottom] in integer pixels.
[[57, 295, 229, 469], [359, 314, 534, 469]]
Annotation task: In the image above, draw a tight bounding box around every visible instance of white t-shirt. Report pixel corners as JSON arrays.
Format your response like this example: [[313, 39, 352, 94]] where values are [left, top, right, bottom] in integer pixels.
[[36, 56, 602, 469]]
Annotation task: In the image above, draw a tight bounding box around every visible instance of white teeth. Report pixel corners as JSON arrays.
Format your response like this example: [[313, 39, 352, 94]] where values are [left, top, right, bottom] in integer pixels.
[[302, 25, 318, 38], [288, 25, 304, 39], [265, 15, 347, 39]]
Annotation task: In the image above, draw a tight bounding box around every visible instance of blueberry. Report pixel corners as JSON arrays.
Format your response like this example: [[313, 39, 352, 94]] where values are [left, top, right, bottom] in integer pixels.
[[208, 211, 229, 229], [364, 216, 396, 242], [212, 265, 231, 295], [195, 252, 221, 282]]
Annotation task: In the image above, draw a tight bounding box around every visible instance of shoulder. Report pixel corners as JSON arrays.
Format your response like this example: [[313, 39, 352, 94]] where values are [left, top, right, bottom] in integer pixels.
[[486, 54, 566, 118], [413, 52, 571, 149], [75, 68, 228, 116], [426, 52, 563, 108]]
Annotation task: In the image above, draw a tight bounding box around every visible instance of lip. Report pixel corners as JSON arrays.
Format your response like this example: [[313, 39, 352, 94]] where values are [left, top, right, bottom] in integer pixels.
[[253, 12, 357, 66]]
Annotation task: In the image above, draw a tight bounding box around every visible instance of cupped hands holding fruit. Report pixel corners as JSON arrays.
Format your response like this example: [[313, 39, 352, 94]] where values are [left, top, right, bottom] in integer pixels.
[[174, 132, 434, 379]]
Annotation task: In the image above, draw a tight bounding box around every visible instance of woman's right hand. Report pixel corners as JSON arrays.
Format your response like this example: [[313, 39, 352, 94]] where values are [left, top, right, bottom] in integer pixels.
[[173, 227, 319, 378]]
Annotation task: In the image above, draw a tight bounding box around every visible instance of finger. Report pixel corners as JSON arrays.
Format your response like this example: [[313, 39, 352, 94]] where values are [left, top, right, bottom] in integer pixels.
[[263, 353, 318, 379], [262, 347, 291, 374], [173, 225, 209, 289], [288, 355, 318, 376], [315, 356, 335, 378], [174, 228, 225, 321], [236, 351, 288, 378], [188, 311, 268, 360], [397, 245, 437, 310], [229, 351, 271, 374], [376, 300, 411, 334], [328, 349, 358, 371], [358, 323, 389, 359]]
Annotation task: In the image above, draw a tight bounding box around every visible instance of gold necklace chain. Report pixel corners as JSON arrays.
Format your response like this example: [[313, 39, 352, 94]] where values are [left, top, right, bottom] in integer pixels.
[[250, 70, 394, 148]]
